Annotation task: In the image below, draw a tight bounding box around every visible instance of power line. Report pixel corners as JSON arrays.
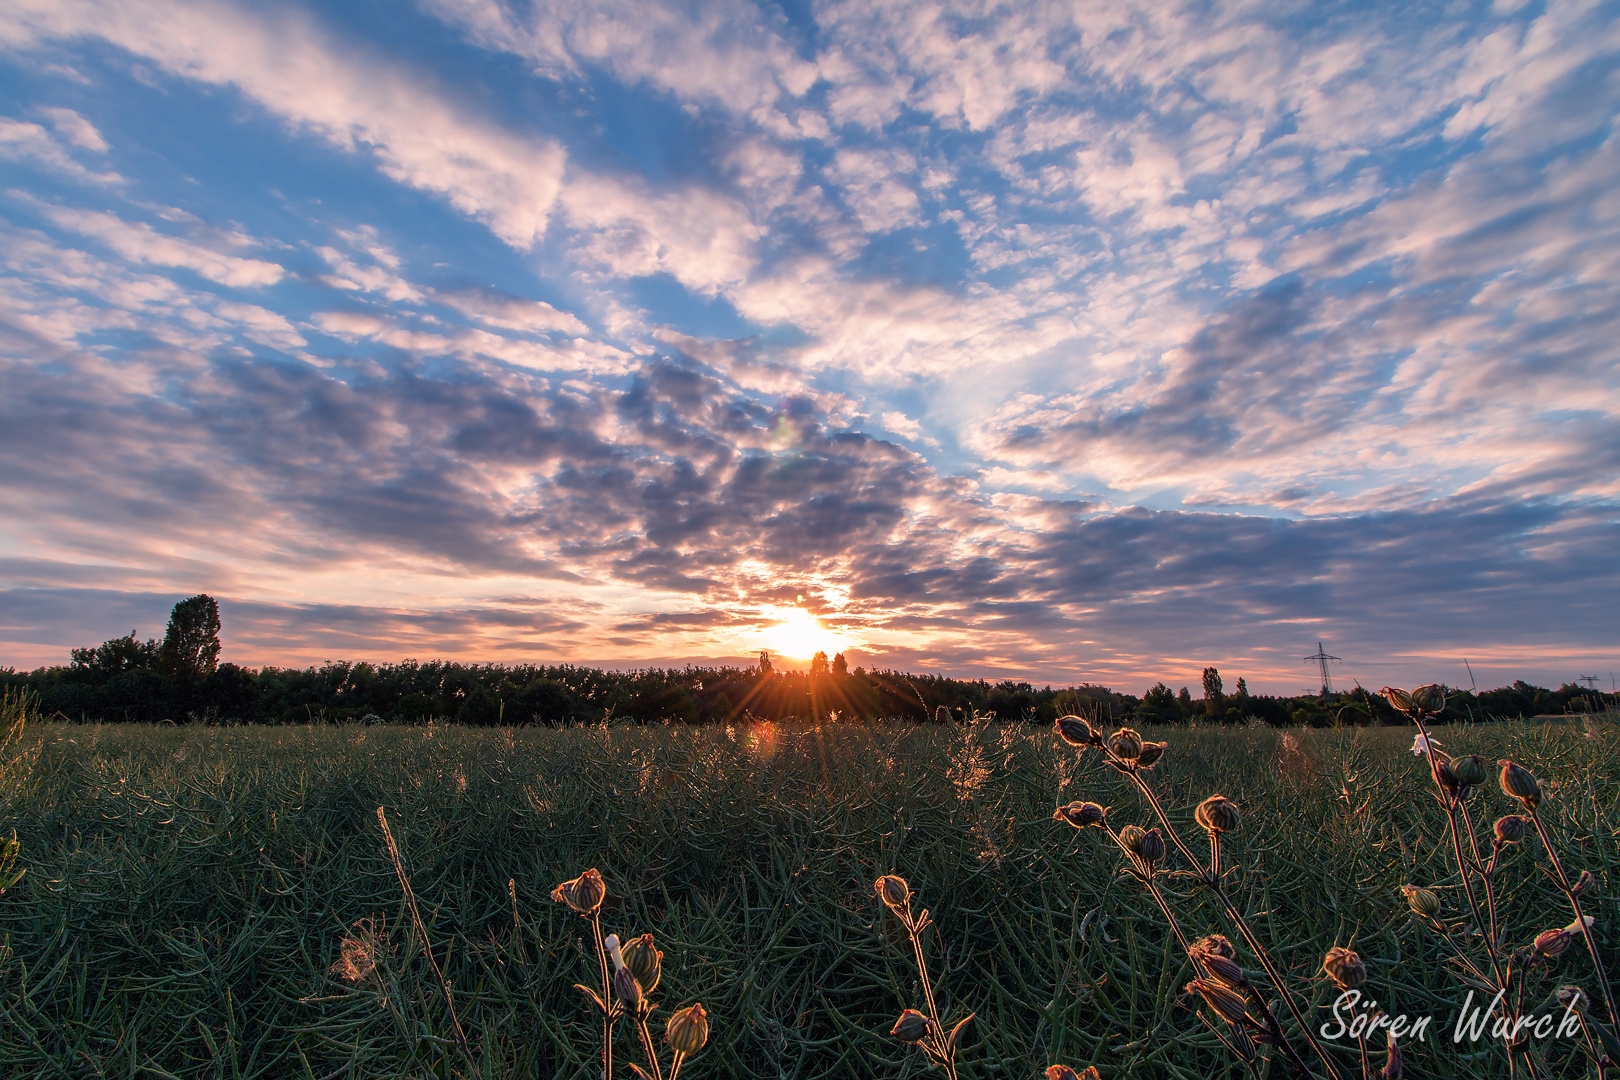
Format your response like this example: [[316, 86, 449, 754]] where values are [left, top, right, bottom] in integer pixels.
[[1303, 641, 1342, 696]]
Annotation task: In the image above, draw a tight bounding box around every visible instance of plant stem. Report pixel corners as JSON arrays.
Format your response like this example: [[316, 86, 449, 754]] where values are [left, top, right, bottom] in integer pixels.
[[1527, 807, 1620, 1030], [590, 913, 615, 1080]]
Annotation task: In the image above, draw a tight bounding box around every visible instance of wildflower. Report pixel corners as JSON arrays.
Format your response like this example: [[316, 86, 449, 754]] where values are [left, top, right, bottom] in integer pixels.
[[1135, 827, 1166, 866], [1533, 927, 1572, 959], [551, 868, 605, 914], [1054, 715, 1096, 748], [1382, 687, 1414, 713], [1193, 934, 1236, 959], [1453, 753, 1489, 788], [1191, 938, 1249, 988], [622, 933, 663, 993], [1499, 760, 1541, 808], [1411, 684, 1446, 714], [890, 1009, 931, 1044], [1053, 801, 1108, 829], [1323, 946, 1368, 990], [666, 1002, 709, 1054], [1186, 978, 1251, 1025], [1493, 815, 1528, 844], [1435, 757, 1460, 793], [1410, 732, 1442, 756], [1107, 728, 1144, 761], [1564, 914, 1595, 936], [875, 875, 911, 910], [1135, 741, 1167, 768], [614, 965, 645, 1011], [1401, 885, 1441, 918], [1194, 795, 1240, 834]]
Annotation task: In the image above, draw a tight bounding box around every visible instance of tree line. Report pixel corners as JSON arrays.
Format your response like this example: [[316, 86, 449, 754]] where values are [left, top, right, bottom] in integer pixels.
[[1, 596, 1611, 726]]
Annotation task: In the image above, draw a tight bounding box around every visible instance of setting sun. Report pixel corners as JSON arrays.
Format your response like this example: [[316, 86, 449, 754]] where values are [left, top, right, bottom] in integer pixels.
[[758, 608, 851, 661]]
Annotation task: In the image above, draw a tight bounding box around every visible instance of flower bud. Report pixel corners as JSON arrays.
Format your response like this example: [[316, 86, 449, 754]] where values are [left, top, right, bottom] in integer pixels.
[[1119, 824, 1147, 854], [1453, 753, 1489, 788], [1194, 795, 1241, 834], [1135, 741, 1167, 768], [1401, 885, 1441, 918], [1053, 801, 1108, 829], [1381, 687, 1413, 713], [1499, 760, 1541, 808], [1186, 978, 1250, 1025], [1136, 827, 1166, 865], [1533, 928, 1572, 958], [875, 874, 910, 910], [1412, 684, 1447, 714], [1323, 946, 1367, 990], [890, 1009, 931, 1044], [1054, 715, 1096, 748], [1435, 757, 1460, 792], [1571, 870, 1595, 897], [1493, 815, 1528, 844], [614, 965, 645, 1011], [622, 933, 663, 994], [666, 1002, 709, 1055], [1556, 985, 1588, 1014], [1108, 728, 1144, 761], [1195, 948, 1249, 988], [551, 868, 606, 914], [1381, 1032, 1403, 1080], [1193, 934, 1236, 959]]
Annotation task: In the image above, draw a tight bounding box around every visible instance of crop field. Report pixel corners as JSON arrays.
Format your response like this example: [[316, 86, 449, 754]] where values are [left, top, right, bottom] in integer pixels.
[[0, 710, 1614, 1079]]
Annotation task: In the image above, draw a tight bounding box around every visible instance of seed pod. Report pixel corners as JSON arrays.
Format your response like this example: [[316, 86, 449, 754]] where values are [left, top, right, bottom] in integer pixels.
[[1119, 824, 1148, 855], [1108, 728, 1144, 761], [1196, 949, 1249, 988], [1412, 684, 1447, 714], [1435, 757, 1460, 792], [1194, 795, 1241, 834], [666, 1002, 709, 1055], [1186, 978, 1250, 1025], [1045, 1067, 1101, 1080], [1194, 934, 1236, 959], [1054, 715, 1096, 748], [1401, 885, 1441, 918], [1453, 753, 1489, 788], [1533, 928, 1572, 958], [1053, 801, 1108, 829], [1556, 985, 1589, 1014], [1323, 946, 1367, 990], [1135, 741, 1167, 768], [1136, 827, 1166, 865], [890, 1009, 931, 1044], [551, 868, 606, 914], [875, 875, 911, 910], [1499, 760, 1541, 808], [622, 933, 663, 994], [1493, 815, 1529, 844], [1381, 687, 1414, 713], [1571, 870, 1595, 896], [614, 965, 644, 1011]]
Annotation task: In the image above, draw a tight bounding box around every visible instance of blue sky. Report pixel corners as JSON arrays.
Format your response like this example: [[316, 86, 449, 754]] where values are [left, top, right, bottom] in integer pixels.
[[1, 0, 1616, 694]]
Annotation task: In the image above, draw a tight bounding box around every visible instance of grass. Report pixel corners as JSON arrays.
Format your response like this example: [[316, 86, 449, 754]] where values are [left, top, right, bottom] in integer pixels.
[[0, 712, 1613, 1078]]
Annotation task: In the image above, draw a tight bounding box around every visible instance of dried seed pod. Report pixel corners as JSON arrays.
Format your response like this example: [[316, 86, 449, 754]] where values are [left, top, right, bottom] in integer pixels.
[[1323, 946, 1368, 990], [1381, 686, 1414, 713], [890, 1009, 931, 1044], [1499, 760, 1541, 808], [1186, 978, 1251, 1025], [1196, 949, 1249, 988], [1435, 757, 1460, 792], [1107, 728, 1144, 761], [614, 965, 644, 1011], [875, 875, 911, 910], [1571, 870, 1595, 897], [551, 868, 606, 915], [1135, 741, 1167, 768], [1401, 885, 1441, 918], [1193, 934, 1236, 959], [1411, 684, 1447, 714], [622, 933, 663, 994], [1453, 753, 1489, 788], [666, 1002, 709, 1055], [1053, 801, 1108, 829], [1533, 928, 1572, 958], [1493, 815, 1529, 844], [1054, 715, 1096, 748], [1194, 795, 1241, 834]]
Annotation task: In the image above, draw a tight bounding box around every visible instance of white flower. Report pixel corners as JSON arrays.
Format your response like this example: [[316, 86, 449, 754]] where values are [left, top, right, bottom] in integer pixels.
[[1564, 915, 1595, 935], [1411, 732, 1444, 756], [604, 933, 626, 970]]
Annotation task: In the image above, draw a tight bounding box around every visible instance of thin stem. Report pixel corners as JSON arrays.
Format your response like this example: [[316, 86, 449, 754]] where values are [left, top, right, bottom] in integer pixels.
[[635, 1010, 665, 1080], [1527, 807, 1620, 1030], [1456, 801, 1503, 952], [901, 907, 958, 1080], [590, 914, 614, 1080], [668, 1050, 687, 1080]]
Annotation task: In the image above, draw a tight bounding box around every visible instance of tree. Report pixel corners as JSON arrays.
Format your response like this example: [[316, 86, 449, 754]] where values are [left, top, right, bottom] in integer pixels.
[[1235, 677, 1248, 697], [757, 650, 774, 676], [71, 631, 157, 674], [809, 651, 830, 677], [1177, 686, 1193, 713], [157, 595, 221, 680], [1202, 666, 1225, 718], [831, 652, 849, 677]]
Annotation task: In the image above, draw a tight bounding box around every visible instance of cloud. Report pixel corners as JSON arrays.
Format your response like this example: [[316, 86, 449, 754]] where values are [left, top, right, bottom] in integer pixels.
[[41, 205, 285, 288], [0, 113, 121, 183]]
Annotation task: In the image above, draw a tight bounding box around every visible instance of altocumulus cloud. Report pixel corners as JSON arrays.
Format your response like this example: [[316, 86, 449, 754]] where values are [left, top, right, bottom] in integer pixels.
[[0, 0, 1615, 690]]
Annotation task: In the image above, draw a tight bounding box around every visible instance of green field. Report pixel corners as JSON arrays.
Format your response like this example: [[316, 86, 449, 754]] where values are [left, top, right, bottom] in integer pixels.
[[0, 713, 1614, 1078]]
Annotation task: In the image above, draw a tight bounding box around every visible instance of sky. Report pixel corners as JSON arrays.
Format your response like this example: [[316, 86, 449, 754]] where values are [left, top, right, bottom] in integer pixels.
[[0, 0, 1616, 695]]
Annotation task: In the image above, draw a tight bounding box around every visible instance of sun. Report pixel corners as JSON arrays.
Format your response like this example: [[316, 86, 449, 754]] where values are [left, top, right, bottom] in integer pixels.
[[758, 607, 850, 660]]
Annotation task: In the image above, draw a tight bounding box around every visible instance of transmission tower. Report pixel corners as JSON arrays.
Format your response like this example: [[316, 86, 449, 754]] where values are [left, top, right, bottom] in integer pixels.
[[1577, 674, 1599, 690], [1304, 641, 1341, 696]]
